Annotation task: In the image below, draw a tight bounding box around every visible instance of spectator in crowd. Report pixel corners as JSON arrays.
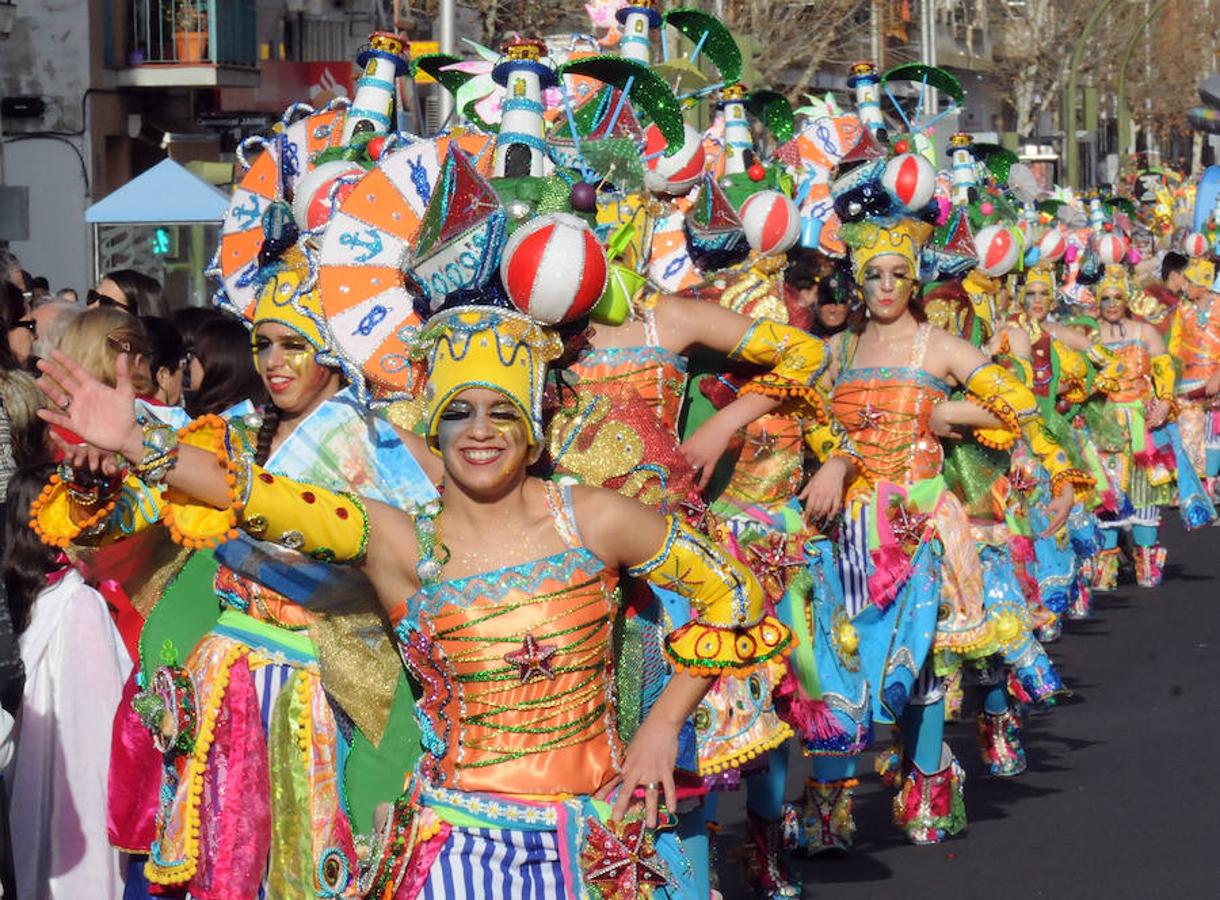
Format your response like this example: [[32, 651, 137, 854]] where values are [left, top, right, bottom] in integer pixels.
[[170, 304, 223, 396], [0, 250, 22, 290], [55, 288, 79, 304], [57, 307, 155, 400], [2, 281, 35, 368], [27, 277, 50, 303], [1, 465, 130, 899], [0, 367, 47, 500], [30, 298, 81, 363], [185, 312, 267, 416], [87, 268, 166, 317], [140, 316, 188, 408]]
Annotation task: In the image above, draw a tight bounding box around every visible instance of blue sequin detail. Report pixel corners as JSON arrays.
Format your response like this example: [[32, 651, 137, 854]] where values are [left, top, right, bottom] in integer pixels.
[[836, 365, 951, 397], [577, 344, 689, 373]]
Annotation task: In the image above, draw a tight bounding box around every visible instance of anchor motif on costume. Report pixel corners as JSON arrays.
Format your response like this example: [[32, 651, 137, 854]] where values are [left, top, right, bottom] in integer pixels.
[[662, 255, 688, 280], [339, 228, 385, 263], [407, 153, 432, 205], [353, 304, 389, 337], [232, 193, 263, 230]]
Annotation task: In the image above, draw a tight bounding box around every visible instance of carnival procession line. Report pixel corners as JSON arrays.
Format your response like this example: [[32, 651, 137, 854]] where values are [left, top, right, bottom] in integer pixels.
[[715, 517, 1220, 899]]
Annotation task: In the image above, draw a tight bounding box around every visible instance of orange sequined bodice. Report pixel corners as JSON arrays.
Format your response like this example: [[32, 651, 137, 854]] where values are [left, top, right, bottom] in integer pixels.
[[831, 327, 948, 491], [568, 309, 689, 434], [1103, 339, 1152, 404], [394, 484, 621, 797], [1175, 303, 1220, 390]]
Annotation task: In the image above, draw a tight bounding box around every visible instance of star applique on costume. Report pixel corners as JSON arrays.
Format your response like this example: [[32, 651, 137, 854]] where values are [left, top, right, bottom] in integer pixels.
[[582, 814, 672, 898], [503, 633, 558, 683]]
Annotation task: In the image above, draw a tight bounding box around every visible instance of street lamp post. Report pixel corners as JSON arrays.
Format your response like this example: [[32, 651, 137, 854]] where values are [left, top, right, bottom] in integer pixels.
[[1116, 0, 1169, 161], [1062, 0, 1118, 189]]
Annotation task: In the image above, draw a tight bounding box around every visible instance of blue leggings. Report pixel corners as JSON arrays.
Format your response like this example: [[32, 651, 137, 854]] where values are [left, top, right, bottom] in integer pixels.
[[701, 745, 791, 823], [1208, 448, 1220, 478], [1102, 524, 1158, 548]]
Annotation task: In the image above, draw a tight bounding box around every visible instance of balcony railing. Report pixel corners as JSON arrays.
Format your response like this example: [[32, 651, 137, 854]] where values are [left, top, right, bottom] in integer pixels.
[[125, 0, 257, 68]]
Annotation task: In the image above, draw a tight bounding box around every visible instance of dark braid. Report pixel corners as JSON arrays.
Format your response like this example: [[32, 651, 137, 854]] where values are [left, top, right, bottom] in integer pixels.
[[254, 404, 282, 466]]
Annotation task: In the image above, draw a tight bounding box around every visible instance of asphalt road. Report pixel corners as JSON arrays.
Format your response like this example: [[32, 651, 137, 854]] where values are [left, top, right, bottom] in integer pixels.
[[715, 517, 1220, 899]]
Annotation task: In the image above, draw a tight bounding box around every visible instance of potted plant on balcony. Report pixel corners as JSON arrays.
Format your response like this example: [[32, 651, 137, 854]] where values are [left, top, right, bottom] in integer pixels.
[[169, 0, 208, 63]]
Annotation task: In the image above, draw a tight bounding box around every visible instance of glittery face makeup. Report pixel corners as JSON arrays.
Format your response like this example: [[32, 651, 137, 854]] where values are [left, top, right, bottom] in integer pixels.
[[1099, 289, 1126, 322], [252, 322, 332, 414], [860, 255, 913, 321], [436, 387, 530, 491], [1024, 281, 1052, 321]]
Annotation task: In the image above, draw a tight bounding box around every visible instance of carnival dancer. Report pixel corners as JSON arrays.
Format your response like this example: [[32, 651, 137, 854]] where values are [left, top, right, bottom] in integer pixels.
[[992, 263, 1113, 631], [559, 284, 829, 899], [1088, 263, 1214, 589], [1167, 253, 1220, 494], [33, 304, 793, 900], [792, 218, 1080, 848], [42, 245, 440, 899]]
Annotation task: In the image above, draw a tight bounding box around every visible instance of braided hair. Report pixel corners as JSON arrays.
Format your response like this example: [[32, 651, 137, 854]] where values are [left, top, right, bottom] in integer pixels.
[[254, 403, 282, 466]]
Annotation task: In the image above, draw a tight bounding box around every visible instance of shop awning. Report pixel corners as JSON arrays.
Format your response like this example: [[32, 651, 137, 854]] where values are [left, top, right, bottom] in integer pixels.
[[85, 158, 229, 225]]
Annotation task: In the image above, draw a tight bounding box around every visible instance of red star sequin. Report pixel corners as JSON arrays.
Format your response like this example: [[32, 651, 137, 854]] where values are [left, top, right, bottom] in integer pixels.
[[748, 428, 778, 454], [582, 815, 671, 898], [1008, 468, 1038, 494], [856, 403, 885, 431], [502, 633, 557, 684], [889, 504, 930, 549], [748, 534, 806, 579]]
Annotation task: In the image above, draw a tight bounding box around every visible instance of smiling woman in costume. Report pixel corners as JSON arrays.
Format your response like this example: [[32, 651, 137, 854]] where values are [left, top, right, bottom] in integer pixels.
[[32, 301, 790, 899]]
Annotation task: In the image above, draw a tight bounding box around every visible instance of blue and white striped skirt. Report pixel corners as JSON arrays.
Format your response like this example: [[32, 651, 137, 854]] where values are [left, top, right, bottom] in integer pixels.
[[420, 828, 567, 900]]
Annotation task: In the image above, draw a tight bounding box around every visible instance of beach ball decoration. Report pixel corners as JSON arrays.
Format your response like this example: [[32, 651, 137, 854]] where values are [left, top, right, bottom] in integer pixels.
[[1184, 231, 1210, 257], [500, 213, 609, 324], [1038, 228, 1067, 263], [291, 160, 364, 232], [881, 152, 936, 213], [643, 123, 706, 195], [1094, 232, 1129, 265], [974, 224, 1020, 276], [739, 190, 801, 256]]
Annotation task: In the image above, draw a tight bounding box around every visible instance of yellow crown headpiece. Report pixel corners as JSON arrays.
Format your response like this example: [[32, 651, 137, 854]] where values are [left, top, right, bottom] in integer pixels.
[[1096, 264, 1131, 301], [846, 219, 932, 282], [422, 306, 563, 450], [251, 245, 329, 351], [1020, 264, 1057, 303], [1185, 256, 1216, 289]]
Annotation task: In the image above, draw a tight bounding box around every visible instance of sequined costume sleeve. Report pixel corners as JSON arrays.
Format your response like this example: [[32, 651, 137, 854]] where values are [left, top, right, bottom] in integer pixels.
[[1149, 353, 1178, 417], [1086, 342, 1122, 395], [730, 318, 829, 421], [31, 415, 368, 561], [627, 515, 793, 675], [964, 362, 1093, 498], [1056, 341, 1092, 405]]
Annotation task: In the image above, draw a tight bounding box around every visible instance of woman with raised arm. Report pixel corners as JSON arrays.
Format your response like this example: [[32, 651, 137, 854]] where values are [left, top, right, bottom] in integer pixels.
[[36, 245, 440, 899], [790, 219, 1083, 849], [33, 304, 790, 899]]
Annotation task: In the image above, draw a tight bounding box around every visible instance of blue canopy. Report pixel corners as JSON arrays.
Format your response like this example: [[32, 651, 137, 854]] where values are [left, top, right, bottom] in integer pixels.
[[86, 158, 229, 225]]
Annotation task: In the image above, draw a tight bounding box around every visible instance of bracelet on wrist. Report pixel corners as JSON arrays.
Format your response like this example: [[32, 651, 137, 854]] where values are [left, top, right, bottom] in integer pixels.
[[136, 419, 180, 486]]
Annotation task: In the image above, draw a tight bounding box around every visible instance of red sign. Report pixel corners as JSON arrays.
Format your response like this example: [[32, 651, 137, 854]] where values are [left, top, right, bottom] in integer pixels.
[[217, 61, 358, 113]]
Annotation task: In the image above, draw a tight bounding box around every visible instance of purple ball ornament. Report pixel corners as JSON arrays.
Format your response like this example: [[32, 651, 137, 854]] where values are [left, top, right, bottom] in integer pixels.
[[570, 181, 598, 213]]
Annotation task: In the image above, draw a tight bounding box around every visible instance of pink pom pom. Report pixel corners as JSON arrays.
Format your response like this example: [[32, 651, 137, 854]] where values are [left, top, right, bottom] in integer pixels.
[[980, 201, 994, 216], [1064, 245, 1079, 264], [935, 196, 951, 226], [1128, 248, 1142, 265]]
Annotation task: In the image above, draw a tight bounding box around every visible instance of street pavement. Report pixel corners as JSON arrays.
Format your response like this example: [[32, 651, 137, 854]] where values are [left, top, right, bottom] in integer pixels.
[[715, 517, 1220, 899]]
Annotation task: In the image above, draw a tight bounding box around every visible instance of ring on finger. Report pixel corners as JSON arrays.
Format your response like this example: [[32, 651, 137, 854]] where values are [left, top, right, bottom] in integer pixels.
[[644, 782, 661, 791]]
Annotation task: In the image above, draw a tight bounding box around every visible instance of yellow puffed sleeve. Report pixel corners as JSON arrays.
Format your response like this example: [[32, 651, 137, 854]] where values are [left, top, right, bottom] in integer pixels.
[[1150, 353, 1178, 413], [730, 318, 829, 421], [964, 362, 1093, 498], [1056, 342, 1091, 405], [1086, 342, 1122, 395], [29, 472, 165, 549], [627, 516, 793, 675]]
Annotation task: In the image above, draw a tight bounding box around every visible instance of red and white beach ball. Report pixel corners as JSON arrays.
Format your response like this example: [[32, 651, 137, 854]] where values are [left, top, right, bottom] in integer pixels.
[[1184, 231, 1210, 257], [974, 224, 1020, 276], [291, 160, 363, 232], [1038, 227, 1067, 263], [643, 123, 706, 195], [881, 152, 936, 213], [500, 213, 609, 324], [739, 190, 801, 256], [1094, 232, 1129, 265]]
